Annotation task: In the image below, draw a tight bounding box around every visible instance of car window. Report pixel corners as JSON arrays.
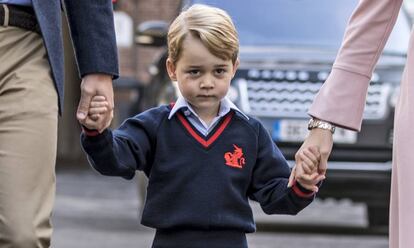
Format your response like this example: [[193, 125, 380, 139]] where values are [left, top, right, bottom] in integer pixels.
[[189, 0, 410, 54]]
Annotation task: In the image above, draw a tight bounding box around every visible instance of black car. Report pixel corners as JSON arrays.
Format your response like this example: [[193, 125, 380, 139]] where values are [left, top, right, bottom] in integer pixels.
[[134, 0, 410, 228]]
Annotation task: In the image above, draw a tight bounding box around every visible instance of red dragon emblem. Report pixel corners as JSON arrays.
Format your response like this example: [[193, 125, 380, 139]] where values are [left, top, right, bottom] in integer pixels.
[[224, 144, 246, 169]]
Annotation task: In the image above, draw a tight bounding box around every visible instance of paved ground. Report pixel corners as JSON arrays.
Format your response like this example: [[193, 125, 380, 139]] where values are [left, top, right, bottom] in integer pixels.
[[51, 166, 388, 248]]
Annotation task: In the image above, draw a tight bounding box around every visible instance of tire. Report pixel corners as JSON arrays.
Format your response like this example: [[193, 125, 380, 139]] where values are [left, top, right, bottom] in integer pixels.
[[155, 80, 177, 106], [138, 77, 177, 112], [367, 205, 389, 228]]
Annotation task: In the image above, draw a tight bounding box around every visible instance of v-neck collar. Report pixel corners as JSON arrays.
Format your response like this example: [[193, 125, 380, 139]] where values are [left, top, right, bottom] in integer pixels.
[[176, 110, 234, 149]]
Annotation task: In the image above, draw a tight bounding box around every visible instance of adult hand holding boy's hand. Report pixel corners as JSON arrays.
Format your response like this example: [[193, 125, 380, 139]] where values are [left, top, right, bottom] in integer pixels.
[[290, 146, 325, 192], [289, 128, 333, 188], [82, 96, 111, 132], [77, 73, 114, 133]]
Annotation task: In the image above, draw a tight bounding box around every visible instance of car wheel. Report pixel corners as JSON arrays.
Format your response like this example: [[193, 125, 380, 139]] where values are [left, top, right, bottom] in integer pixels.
[[367, 205, 389, 228], [155, 80, 178, 106], [138, 78, 177, 112]]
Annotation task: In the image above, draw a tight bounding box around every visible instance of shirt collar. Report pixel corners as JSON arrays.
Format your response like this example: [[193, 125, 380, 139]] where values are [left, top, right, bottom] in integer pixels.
[[168, 96, 249, 120]]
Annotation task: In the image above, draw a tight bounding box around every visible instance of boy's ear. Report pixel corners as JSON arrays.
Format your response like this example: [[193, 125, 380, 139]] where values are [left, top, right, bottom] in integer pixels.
[[231, 58, 240, 78], [166, 58, 177, 81]]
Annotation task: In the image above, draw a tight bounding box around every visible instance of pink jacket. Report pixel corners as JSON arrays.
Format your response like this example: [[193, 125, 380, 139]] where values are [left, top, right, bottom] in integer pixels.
[[308, 0, 404, 131]]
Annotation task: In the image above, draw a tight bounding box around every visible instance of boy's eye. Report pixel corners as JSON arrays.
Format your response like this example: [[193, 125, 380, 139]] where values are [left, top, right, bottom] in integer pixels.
[[187, 70, 200, 76], [215, 68, 227, 75]]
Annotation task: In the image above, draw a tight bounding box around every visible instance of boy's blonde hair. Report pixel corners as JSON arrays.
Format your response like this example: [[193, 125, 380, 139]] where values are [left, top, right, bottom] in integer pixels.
[[167, 4, 239, 65]]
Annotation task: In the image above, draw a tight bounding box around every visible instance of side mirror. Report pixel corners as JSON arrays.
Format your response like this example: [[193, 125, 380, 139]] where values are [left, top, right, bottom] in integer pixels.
[[135, 20, 169, 47]]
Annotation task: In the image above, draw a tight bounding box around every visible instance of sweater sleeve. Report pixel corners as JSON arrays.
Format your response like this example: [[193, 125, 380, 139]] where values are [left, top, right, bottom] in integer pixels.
[[81, 110, 163, 179], [308, 0, 403, 131], [248, 124, 314, 215]]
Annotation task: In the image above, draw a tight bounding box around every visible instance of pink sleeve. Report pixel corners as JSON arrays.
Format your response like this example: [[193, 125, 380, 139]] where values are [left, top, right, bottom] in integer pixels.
[[308, 0, 403, 131]]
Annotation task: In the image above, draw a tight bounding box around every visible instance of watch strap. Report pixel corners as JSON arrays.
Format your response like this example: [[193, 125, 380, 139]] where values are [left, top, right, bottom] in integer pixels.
[[308, 118, 336, 134]]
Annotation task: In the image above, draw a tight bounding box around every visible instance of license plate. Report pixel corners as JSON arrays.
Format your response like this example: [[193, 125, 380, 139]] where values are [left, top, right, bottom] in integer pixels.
[[272, 120, 357, 144]]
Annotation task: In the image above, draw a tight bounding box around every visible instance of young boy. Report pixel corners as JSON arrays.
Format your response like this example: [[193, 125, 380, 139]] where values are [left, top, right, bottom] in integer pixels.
[[81, 4, 323, 248]]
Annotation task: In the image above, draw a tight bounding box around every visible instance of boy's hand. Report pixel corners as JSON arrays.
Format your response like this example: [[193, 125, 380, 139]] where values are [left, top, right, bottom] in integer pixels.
[[77, 73, 114, 131], [82, 96, 111, 132], [292, 146, 325, 192]]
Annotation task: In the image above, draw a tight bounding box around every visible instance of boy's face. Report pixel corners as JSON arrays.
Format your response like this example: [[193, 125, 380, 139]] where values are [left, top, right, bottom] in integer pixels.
[[166, 35, 239, 116]]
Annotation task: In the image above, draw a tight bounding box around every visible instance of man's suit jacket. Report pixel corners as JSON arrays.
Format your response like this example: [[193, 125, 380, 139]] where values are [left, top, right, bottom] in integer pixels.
[[32, 0, 119, 112]]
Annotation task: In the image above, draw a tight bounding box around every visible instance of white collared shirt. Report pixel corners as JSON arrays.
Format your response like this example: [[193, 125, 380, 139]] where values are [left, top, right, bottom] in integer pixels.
[[168, 96, 249, 136]]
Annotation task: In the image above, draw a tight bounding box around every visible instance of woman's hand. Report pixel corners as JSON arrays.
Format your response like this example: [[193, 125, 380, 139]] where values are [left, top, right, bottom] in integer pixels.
[[288, 128, 333, 187]]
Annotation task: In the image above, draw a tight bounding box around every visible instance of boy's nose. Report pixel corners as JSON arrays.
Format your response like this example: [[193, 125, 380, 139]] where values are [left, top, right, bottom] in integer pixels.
[[200, 76, 214, 88]]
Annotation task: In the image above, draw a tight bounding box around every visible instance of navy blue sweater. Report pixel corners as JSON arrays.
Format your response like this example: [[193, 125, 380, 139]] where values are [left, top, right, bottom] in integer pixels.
[[81, 105, 315, 247]]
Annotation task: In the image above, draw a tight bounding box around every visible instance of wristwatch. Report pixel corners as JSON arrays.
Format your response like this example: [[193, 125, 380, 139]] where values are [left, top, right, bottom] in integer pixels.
[[307, 118, 336, 134]]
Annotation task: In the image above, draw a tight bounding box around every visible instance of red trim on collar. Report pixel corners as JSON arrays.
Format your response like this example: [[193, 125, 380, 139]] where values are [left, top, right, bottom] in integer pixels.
[[176, 111, 234, 148]]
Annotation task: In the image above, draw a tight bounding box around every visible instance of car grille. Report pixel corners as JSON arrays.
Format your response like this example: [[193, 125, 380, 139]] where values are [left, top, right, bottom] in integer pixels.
[[235, 69, 391, 119]]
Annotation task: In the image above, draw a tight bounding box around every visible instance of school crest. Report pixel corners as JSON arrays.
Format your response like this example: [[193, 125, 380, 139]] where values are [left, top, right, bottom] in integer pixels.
[[224, 144, 246, 169]]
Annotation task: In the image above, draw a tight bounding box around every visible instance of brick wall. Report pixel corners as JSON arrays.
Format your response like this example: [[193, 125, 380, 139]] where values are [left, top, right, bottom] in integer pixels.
[[57, 1, 182, 162], [115, 0, 182, 83]]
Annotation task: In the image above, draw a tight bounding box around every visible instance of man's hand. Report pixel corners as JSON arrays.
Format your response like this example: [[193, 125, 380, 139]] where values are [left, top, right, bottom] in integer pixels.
[[288, 128, 334, 188], [77, 73, 114, 133]]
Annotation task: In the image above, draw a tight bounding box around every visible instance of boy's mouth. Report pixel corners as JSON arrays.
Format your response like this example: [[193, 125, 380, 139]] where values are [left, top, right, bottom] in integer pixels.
[[197, 95, 215, 98]]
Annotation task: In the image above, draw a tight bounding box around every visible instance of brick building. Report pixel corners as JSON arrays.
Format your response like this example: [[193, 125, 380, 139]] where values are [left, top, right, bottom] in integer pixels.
[[115, 0, 181, 83], [57, 1, 182, 163]]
